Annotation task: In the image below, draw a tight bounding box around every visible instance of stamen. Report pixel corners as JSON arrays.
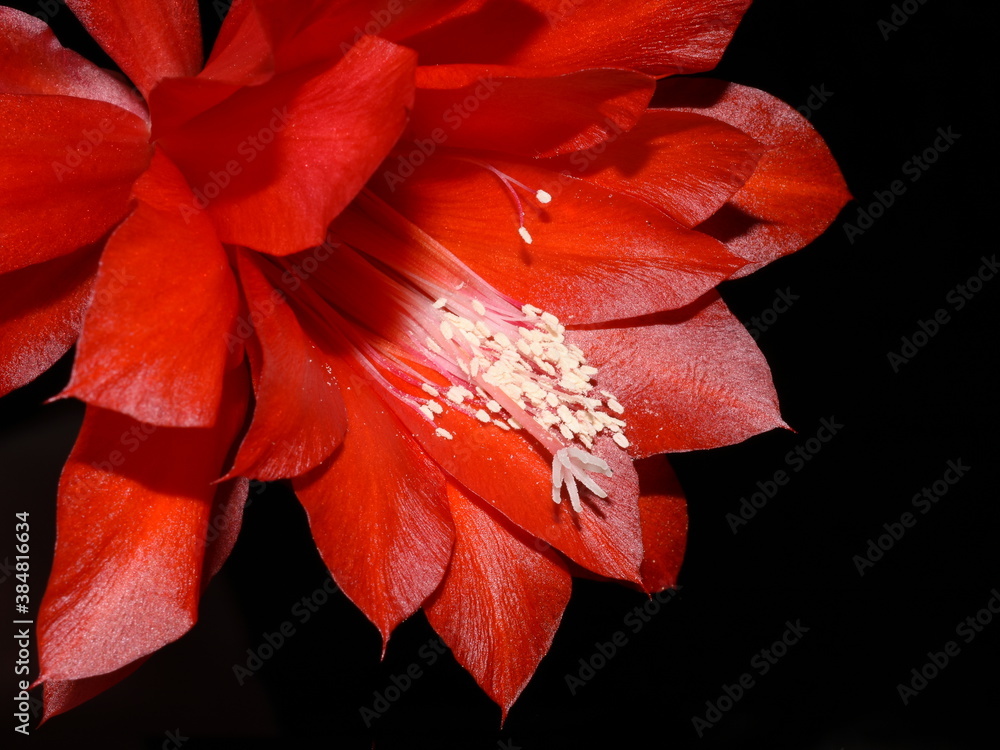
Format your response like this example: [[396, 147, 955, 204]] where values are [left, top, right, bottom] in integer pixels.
[[451, 157, 552, 245]]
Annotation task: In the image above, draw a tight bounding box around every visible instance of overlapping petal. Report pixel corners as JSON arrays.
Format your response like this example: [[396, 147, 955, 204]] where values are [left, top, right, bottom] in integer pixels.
[[225, 251, 347, 480], [37, 377, 247, 685], [402, 0, 751, 76], [411, 65, 654, 157], [659, 78, 850, 275], [375, 155, 745, 323], [64, 0, 202, 99], [62, 150, 238, 427], [574, 293, 786, 457], [0, 248, 98, 398], [155, 34, 417, 254], [425, 481, 571, 716], [293, 348, 453, 646], [0, 94, 150, 274]]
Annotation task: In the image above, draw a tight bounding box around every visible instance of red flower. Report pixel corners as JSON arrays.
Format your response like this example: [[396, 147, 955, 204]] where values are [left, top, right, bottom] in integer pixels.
[[0, 0, 848, 721]]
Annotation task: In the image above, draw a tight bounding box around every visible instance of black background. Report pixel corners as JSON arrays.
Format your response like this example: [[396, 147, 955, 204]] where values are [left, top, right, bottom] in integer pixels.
[[1, 1, 995, 748]]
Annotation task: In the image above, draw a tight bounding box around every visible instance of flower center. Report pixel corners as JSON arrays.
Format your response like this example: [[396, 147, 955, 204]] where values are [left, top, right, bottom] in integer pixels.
[[292, 192, 629, 511]]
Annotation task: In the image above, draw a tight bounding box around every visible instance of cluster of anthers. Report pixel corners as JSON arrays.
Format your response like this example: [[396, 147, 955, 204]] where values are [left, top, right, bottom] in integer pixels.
[[415, 293, 630, 513]]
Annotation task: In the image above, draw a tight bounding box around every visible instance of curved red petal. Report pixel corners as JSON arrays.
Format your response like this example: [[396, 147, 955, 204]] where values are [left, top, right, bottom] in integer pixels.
[[0, 247, 98, 398], [411, 65, 654, 157], [374, 155, 744, 323], [0, 8, 147, 119], [157, 35, 416, 255], [65, 0, 202, 99], [293, 356, 453, 647], [39, 476, 248, 721], [574, 293, 787, 457], [40, 661, 146, 724], [0, 94, 150, 274], [37, 379, 248, 684], [63, 150, 238, 427], [658, 78, 851, 276], [634, 456, 688, 593], [402, 0, 750, 76], [425, 481, 571, 718], [548, 109, 765, 227], [224, 251, 347, 480]]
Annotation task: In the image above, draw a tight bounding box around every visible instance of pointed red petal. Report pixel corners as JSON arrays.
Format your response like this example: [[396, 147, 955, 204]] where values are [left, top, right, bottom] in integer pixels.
[[0, 247, 98, 398], [156, 35, 416, 255], [37, 375, 247, 685], [634, 456, 688, 593], [293, 357, 453, 646], [39, 476, 248, 721], [225, 251, 347, 480], [0, 94, 150, 274], [402, 0, 750, 76], [374, 155, 743, 323], [64, 0, 202, 99], [424, 481, 571, 717], [658, 78, 851, 275], [574, 293, 786, 457], [0, 8, 147, 119], [40, 661, 146, 724], [550, 109, 765, 227], [411, 65, 654, 157], [63, 150, 238, 427]]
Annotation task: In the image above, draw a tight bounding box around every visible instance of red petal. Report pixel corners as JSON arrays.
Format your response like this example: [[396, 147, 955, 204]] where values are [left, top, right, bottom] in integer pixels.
[[39, 476, 248, 720], [574, 293, 786, 457], [37, 379, 248, 685], [63, 150, 238, 427], [293, 354, 453, 646], [658, 78, 851, 275], [411, 65, 654, 157], [549, 109, 765, 227], [224, 250, 347, 480], [0, 94, 150, 274], [373, 155, 743, 323], [40, 661, 146, 724], [156, 35, 416, 254], [0, 248, 98, 398], [65, 0, 202, 99], [390, 395, 644, 583], [0, 8, 147, 119], [402, 0, 750, 76], [425, 482, 571, 718], [634, 456, 687, 593]]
